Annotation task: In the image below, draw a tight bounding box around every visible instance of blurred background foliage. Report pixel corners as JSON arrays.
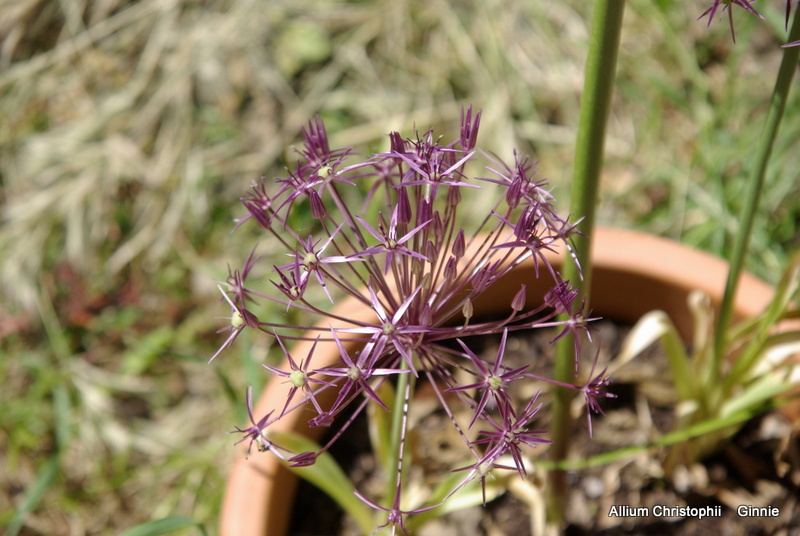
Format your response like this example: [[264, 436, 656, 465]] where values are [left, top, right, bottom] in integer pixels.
[[0, 0, 797, 533]]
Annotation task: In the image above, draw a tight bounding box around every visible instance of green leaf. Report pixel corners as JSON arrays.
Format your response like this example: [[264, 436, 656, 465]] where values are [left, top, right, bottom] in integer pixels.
[[268, 431, 375, 536], [616, 310, 696, 401], [118, 516, 209, 536], [728, 245, 800, 389], [721, 374, 794, 418], [539, 401, 780, 471], [405, 467, 508, 532]]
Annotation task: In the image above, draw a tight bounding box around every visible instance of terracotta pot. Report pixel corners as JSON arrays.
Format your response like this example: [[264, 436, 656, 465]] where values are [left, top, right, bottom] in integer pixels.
[[219, 227, 774, 536]]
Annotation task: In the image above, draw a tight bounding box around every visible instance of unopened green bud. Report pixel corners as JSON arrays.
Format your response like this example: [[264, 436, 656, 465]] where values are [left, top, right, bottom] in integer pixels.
[[289, 369, 307, 388], [231, 310, 245, 328]]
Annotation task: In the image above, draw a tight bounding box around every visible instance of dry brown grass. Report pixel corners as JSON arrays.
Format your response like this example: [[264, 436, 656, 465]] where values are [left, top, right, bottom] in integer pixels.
[[0, 0, 607, 310]]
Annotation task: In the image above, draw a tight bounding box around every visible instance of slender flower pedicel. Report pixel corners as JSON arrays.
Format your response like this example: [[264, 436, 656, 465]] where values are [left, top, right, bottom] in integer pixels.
[[215, 109, 613, 532]]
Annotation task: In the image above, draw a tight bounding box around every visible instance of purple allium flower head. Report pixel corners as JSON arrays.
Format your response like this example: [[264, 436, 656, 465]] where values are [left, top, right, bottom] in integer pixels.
[[214, 111, 610, 529]]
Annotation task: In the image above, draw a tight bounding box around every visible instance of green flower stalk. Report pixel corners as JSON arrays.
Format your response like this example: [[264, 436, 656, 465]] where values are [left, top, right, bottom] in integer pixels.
[[715, 5, 800, 387], [549, 0, 625, 526]]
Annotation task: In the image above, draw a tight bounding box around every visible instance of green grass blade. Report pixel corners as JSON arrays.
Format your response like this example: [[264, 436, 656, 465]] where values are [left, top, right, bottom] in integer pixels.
[[118, 516, 209, 536], [714, 7, 800, 367], [5, 457, 59, 536], [367, 380, 395, 475], [52, 382, 72, 453]]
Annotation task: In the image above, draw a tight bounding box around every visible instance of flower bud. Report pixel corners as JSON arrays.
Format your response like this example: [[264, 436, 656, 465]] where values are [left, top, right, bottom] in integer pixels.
[[411, 257, 424, 277], [309, 190, 327, 219], [425, 240, 437, 263], [421, 272, 432, 291], [420, 303, 432, 326], [396, 188, 412, 224], [460, 106, 481, 150], [452, 229, 465, 259], [462, 298, 473, 322], [432, 211, 444, 239], [447, 185, 461, 207], [512, 284, 527, 312], [444, 256, 457, 280], [389, 131, 406, 155], [417, 199, 432, 227]]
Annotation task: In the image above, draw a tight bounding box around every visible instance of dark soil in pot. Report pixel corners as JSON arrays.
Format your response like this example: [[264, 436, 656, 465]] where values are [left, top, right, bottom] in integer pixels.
[[287, 321, 800, 536]]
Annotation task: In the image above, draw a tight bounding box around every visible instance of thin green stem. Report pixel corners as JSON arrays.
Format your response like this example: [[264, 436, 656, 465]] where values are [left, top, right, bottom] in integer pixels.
[[713, 9, 800, 379], [384, 370, 414, 508], [548, 0, 625, 526]]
